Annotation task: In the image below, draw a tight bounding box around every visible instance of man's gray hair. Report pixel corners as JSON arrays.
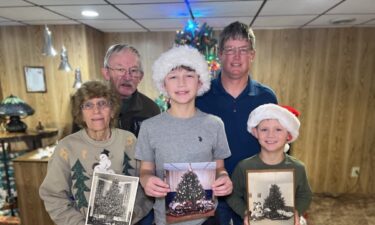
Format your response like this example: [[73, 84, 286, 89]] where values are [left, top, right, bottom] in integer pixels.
[[103, 44, 143, 73], [219, 21, 256, 52]]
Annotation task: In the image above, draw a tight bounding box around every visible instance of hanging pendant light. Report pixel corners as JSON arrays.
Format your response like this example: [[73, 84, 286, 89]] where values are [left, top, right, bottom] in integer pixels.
[[42, 25, 57, 57], [73, 68, 83, 88], [58, 45, 73, 72]]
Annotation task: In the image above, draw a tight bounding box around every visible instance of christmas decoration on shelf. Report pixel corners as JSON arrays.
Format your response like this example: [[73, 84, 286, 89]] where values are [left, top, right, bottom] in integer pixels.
[[175, 19, 220, 79]]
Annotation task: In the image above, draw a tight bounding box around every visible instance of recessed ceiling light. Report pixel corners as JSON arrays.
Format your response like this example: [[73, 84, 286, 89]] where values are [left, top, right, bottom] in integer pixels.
[[330, 17, 356, 25], [81, 10, 99, 17]]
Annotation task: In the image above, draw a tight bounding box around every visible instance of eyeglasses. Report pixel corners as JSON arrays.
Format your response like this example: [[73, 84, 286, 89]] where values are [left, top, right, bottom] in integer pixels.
[[81, 100, 111, 110], [106, 66, 142, 78], [222, 46, 252, 55]]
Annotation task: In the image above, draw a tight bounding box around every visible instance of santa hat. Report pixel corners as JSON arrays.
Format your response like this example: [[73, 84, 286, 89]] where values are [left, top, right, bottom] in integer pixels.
[[152, 45, 211, 96], [247, 103, 301, 143]]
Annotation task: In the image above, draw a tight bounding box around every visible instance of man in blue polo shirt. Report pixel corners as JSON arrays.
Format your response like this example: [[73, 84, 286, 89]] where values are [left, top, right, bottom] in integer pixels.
[[196, 21, 278, 225]]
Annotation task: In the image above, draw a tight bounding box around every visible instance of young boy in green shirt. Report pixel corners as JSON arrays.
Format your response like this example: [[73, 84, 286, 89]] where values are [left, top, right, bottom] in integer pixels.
[[227, 103, 312, 225]]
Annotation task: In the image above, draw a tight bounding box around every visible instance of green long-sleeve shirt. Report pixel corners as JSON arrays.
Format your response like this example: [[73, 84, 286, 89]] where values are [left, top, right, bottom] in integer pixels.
[[227, 153, 312, 218]]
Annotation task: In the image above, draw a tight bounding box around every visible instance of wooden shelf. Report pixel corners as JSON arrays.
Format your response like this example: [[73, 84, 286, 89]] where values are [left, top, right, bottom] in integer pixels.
[[0, 216, 20, 225], [13, 150, 54, 225]]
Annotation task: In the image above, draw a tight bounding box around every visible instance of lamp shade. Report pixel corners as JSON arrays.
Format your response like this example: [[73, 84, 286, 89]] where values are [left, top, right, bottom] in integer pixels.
[[58, 45, 73, 72], [73, 68, 83, 88], [42, 25, 57, 57], [0, 95, 35, 132]]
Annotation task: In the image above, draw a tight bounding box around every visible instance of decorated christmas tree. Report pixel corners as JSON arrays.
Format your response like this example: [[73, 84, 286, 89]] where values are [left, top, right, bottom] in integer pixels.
[[105, 179, 124, 217], [167, 166, 215, 217], [174, 170, 205, 206], [175, 19, 220, 78], [263, 184, 286, 219]]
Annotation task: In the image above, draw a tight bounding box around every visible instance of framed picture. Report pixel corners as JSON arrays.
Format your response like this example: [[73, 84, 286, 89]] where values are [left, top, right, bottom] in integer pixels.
[[24, 66, 46, 93], [86, 172, 139, 225], [164, 162, 216, 224], [246, 169, 295, 225]]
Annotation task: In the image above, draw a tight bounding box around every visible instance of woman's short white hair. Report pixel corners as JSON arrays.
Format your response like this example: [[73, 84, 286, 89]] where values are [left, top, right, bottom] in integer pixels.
[[152, 45, 211, 96]]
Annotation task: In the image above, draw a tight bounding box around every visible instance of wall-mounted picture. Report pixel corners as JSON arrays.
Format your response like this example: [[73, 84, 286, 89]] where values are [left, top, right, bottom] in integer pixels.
[[164, 162, 216, 224], [85, 172, 139, 225], [24, 66, 46, 93], [247, 169, 295, 225]]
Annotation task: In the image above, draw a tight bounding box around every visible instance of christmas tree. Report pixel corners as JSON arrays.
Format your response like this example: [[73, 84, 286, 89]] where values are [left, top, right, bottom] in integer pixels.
[[167, 167, 215, 217], [263, 184, 286, 219], [105, 179, 124, 217], [174, 170, 205, 206], [71, 160, 90, 208], [175, 20, 220, 78], [122, 152, 134, 175]]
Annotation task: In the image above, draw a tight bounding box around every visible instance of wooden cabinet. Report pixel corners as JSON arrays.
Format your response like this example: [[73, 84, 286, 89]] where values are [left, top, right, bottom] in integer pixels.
[[13, 151, 54, 225]]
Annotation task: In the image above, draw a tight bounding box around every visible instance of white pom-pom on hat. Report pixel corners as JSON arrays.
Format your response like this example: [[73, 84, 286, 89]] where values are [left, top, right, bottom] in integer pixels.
[[247, 103, 301, 143], [152, 45, 211, 96]]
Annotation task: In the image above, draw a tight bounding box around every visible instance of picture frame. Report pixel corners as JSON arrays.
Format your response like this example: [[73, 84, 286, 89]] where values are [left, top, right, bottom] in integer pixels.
[[86, 172, 139, 225], [24, 66, 46, 93], [246, 169, 295, 225], [164, 162, 216, 224]]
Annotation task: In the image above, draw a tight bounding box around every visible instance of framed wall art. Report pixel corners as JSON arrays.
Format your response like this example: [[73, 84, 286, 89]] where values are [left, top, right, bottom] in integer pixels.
[[24, 66, 46, 93]]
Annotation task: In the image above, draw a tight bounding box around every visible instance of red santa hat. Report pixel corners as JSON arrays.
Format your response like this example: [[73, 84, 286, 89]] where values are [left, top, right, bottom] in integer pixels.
[[247, 103, 301, 143]]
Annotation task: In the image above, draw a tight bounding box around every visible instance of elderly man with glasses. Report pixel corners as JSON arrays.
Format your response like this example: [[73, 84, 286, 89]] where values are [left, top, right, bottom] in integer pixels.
[[196, 21, 278, 225], [102, 44, 160, 137], [101, 44, 159, 225]]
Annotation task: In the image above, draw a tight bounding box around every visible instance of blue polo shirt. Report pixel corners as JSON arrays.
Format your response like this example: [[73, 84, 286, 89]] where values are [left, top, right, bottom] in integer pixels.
[[196, 73, 277, 175]]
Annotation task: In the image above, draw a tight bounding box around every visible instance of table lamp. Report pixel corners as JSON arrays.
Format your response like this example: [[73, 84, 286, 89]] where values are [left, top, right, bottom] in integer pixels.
[[0, 95, 35, 132]]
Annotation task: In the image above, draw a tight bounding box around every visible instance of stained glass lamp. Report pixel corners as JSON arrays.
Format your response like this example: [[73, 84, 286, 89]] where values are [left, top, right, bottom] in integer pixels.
[[0, 95, 35, 132]]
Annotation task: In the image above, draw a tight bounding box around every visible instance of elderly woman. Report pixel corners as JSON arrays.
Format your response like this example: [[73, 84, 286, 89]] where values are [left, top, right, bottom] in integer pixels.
[[39, 80, 152, 225]]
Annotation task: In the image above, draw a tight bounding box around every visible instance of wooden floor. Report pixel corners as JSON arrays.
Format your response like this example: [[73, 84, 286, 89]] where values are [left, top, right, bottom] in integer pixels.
[[307, 193, 375, 225]]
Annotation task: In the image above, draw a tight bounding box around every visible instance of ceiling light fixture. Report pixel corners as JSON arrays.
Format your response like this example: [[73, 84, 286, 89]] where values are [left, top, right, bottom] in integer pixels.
[[81, 10, 99, 17], [330, 17, 356, 25]]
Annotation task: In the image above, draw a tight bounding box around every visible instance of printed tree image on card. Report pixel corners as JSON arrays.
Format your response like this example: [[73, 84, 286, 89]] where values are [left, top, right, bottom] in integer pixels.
[[247, 169, 295, 225], [164, 162, 216, 224], [85, 172, 139, 225]]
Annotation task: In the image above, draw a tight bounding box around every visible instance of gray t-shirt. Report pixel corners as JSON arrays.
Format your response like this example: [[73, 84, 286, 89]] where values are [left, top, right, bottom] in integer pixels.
[[135, 109, 231, 225]]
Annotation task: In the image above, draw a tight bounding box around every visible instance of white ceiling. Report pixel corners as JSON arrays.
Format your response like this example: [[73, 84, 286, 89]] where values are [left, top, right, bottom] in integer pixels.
[[0, 0, 374, 32]]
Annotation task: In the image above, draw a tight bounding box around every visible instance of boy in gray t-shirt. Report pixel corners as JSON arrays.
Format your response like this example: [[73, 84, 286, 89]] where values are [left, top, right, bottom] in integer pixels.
[[135, 46, 233, 225]]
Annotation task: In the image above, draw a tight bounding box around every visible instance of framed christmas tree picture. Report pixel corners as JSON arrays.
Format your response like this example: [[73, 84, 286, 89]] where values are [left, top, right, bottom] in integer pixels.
[[85, 172, 139, 225], [246, 169, 295, 225], [164, 162, 216, 224]]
